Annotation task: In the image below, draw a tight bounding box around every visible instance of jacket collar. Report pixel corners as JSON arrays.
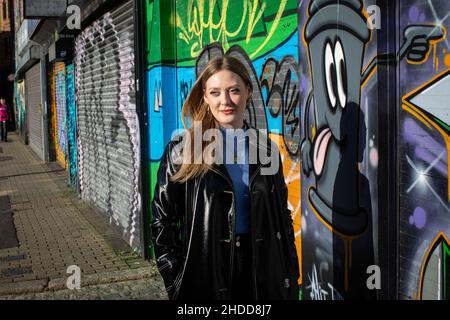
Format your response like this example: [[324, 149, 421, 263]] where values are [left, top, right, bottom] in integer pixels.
[[212, 120, 265, 187]]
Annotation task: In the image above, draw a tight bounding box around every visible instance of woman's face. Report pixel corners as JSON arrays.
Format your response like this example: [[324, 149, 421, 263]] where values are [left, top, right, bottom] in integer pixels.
[[203, 70, 251, 129]]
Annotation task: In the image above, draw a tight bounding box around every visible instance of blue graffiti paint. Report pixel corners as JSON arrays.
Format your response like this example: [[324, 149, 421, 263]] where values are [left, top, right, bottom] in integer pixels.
[[148, 32, 299, 163], [66, 64, 78, 188], [147, 66, 181, 161]]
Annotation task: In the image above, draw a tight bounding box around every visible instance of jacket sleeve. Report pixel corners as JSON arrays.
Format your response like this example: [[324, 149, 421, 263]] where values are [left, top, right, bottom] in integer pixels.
[[151, 141, 184, 299], [276, 153, 300, 282]]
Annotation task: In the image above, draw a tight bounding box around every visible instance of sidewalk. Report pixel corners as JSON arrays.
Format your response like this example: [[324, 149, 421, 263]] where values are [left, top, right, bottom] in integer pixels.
[[0, 133, 167, 299]]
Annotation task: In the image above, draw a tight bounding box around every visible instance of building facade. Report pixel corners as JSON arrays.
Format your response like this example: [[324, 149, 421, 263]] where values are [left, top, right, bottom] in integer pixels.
[[0, 0, 14, 128], [0, 0, 10, 31]]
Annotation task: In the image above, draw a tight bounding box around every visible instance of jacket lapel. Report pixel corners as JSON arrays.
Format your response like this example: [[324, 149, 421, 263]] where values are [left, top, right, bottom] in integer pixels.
[[210, 121, 266, 187], [244, 120, 263, 186]]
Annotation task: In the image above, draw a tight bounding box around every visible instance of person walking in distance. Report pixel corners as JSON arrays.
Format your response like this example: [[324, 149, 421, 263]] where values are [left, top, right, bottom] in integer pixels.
[[0, 98, 10, 142]]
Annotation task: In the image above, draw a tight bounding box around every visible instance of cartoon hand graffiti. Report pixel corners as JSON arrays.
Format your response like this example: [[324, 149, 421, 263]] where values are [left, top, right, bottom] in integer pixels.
[[300, 0, 445, 236], [400, 25, 446, 63]]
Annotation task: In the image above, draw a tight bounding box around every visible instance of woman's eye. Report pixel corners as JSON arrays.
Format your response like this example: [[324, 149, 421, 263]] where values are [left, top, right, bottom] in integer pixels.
[[210, 92, 220, 96], [230, 89, 240, 94]]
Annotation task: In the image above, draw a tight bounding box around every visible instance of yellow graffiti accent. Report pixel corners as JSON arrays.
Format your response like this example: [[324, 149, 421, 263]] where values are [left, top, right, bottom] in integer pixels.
[[176, 0, 288, 58], [177, 13, 191, 45], [311, 126, 316, 140], [208, 0, 224, 44], [249, 0, 287, 59], [361, 65, 377, 89], [247, 0, 265, 43], [434, 43, 439, 72], [189, 1, 204, 57], [222, 0, 247, 38]]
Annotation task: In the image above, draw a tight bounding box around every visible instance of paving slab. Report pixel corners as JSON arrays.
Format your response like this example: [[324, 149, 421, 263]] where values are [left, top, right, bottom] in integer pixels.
[[0, 134, 166, 299]]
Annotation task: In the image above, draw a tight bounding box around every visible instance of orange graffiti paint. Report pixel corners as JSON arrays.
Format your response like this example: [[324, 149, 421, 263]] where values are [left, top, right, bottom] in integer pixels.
[[445, 53, 450, 67], [269, 132, 302, 285]]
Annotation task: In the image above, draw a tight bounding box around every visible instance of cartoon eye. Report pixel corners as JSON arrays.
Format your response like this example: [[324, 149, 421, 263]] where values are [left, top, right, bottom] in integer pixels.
[[334, 40, 347, 108], [324, 42, 337, 109]]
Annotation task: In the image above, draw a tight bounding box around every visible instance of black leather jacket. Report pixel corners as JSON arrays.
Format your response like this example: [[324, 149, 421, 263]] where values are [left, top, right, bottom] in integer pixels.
[[151, 125, 300, 300]]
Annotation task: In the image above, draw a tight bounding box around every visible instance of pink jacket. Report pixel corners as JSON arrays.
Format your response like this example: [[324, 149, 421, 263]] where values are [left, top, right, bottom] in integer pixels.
[[0, 103, 9, 121]]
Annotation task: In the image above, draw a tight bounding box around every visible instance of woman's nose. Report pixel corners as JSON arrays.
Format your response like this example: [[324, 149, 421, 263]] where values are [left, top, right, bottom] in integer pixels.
[[220, 92, 232, 105]]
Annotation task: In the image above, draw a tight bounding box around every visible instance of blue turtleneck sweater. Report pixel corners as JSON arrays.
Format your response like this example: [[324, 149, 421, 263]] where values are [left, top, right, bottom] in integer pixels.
[[219, 126, 250, 235]]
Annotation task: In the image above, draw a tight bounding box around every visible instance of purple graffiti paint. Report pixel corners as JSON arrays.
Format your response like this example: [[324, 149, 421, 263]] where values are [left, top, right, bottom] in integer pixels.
[[403, 118, 446, 153], [411, 207, 427, 229], [409, 6, 419, 22], [301, 77, 310, 94], [414, 146, 448, 177]]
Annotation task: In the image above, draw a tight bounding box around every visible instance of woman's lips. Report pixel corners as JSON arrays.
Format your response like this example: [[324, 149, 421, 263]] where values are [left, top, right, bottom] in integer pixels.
[[313, 127, 332, 176], [220, 109, 235, 115]]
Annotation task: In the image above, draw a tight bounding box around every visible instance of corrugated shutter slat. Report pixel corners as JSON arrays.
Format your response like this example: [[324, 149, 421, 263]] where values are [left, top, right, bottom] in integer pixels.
[[74, 0, 142, 252], [25, 63, 44, 160]]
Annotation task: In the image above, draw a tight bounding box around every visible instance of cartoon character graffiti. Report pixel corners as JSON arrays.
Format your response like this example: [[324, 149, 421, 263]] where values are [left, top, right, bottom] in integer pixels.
[[301, 0, 445, 237], [299, 0, 446, 299], [301, 0, 371, 236]]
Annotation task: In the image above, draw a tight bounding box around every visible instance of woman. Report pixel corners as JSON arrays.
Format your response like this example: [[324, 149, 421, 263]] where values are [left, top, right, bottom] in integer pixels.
[[151, 56, 299, 300], [0, 98, 10, 142]]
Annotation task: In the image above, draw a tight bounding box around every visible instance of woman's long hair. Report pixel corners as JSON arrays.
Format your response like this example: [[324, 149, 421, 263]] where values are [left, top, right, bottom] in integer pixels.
[[171, 56, 253, 183]]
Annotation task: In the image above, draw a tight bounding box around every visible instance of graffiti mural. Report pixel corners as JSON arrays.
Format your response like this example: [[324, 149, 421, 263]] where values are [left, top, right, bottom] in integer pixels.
[[299, 0, 445, 300], [146, 0, 302, 289], [418, 232, 450, 299], [48, 62, 68, 168], [54, 62, 68, 168], [15, 80, 27, 143], [169, 0, 297, 63], [66, 64, 78, 189], [398, 0, 450, 300], [299, 0, 379, 300], [146, 0, 450, 300]]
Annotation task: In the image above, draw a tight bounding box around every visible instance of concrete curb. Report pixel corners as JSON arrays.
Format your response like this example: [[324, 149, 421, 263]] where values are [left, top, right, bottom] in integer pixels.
[[0, 266, 162, 296], [47, 267, 160, 291], [0, 279, 47, 296]]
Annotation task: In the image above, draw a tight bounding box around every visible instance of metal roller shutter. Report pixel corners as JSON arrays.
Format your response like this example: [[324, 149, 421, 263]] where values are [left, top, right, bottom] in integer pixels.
[[25, 62, 44, 160], [75, 0, 142, 251]]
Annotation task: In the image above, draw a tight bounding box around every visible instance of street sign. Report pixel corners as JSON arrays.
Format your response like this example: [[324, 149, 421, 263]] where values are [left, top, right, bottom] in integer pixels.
[[23, 0, 67, 18]]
